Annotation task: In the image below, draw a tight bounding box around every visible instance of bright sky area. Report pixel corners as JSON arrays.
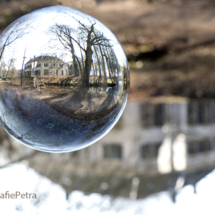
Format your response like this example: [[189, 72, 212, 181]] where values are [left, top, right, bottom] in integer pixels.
[[1, 6, 127, 70]]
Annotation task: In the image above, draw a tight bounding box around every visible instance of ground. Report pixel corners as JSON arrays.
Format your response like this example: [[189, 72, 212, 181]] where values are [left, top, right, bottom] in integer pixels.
[[0, 80, 121, 122]]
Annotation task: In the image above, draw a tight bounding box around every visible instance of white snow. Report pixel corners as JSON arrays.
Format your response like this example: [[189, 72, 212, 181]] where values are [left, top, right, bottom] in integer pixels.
[[0, 162, 214, 215]]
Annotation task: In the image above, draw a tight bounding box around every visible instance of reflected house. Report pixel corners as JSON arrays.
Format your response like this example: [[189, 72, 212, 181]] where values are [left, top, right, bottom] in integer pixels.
[[95, 98, 215, 175], [24, 56, 68, 76], [27, 97, 215, 200]]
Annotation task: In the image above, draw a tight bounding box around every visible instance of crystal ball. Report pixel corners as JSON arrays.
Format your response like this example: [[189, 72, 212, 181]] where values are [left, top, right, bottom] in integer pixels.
[[0, 6, 129, 152]]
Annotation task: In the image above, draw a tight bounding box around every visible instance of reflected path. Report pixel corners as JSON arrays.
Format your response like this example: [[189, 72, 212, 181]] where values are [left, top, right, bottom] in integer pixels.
[[0, 81, 127, 152]]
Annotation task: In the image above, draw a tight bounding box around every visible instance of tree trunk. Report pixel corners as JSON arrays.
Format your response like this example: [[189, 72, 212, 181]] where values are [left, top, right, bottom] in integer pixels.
[[92, 62, 96, 84], [75, 56, 82, 76], [94, 46, 102, 81], [79, 41, 84, 75], [70, 41, 79, 76], [73, 60, 79, 76], [82, 28, 93, 89], [82, 47, 92, 88], [20, 49, 26, 86], [0, 44, 6, 64], [99, 45, 107, 87], [5, 59, 13, 81], [105, 46, 114, 79]]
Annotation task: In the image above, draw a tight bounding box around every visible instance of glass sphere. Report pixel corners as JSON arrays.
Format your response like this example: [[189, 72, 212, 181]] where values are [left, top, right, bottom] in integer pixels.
[[0, 6, 129, 152]]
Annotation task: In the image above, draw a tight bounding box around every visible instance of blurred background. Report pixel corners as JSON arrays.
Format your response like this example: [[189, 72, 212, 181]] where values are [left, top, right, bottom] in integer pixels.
[[1, 0, 215, 214]]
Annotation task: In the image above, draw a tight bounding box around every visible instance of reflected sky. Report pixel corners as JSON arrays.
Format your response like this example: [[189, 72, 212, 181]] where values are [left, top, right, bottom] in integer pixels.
[[1, 6, 127, 70]]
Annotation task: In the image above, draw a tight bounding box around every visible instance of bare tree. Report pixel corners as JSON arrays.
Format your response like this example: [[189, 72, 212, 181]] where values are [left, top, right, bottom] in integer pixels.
[[93, 45, 102, 81], [50, 19, 112, 88], [0, 61, 7, 78], [20, 47, 27, 86], [0, 23, 29, 64], [50, 25, 80, 77], [5, 58, 15, 81]]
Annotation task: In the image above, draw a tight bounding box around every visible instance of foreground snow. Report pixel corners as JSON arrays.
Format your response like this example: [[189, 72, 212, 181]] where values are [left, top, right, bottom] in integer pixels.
[[0, 162, 214, 215]]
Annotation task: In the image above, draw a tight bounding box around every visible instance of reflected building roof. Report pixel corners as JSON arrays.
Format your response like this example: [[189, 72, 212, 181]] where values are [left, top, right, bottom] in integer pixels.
[[25, 55, 65, 65]]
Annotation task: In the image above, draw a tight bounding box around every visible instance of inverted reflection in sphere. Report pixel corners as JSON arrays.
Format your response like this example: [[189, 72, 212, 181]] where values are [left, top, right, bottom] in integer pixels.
[[0, 6, 129, 152]]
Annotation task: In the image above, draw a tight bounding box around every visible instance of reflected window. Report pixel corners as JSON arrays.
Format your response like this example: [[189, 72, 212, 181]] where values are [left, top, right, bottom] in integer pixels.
[[188, 139, 212, 155], [61, 70, 64, 75], [188, 101, 211, 125], [199, 139, 211, 152], [103, 144, 122, 159], [24, 71, 31, 76], [25, 64, 31, 69], [35, 70, 40, 76], [141, 103, 153, 128], [44, 63, 48, 67], [141, 143, 161, 159], [141, 103, 165, 128], [187, 141, 199, 154], [44, 70, 49, 75], [154, 104, 165, 126]]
